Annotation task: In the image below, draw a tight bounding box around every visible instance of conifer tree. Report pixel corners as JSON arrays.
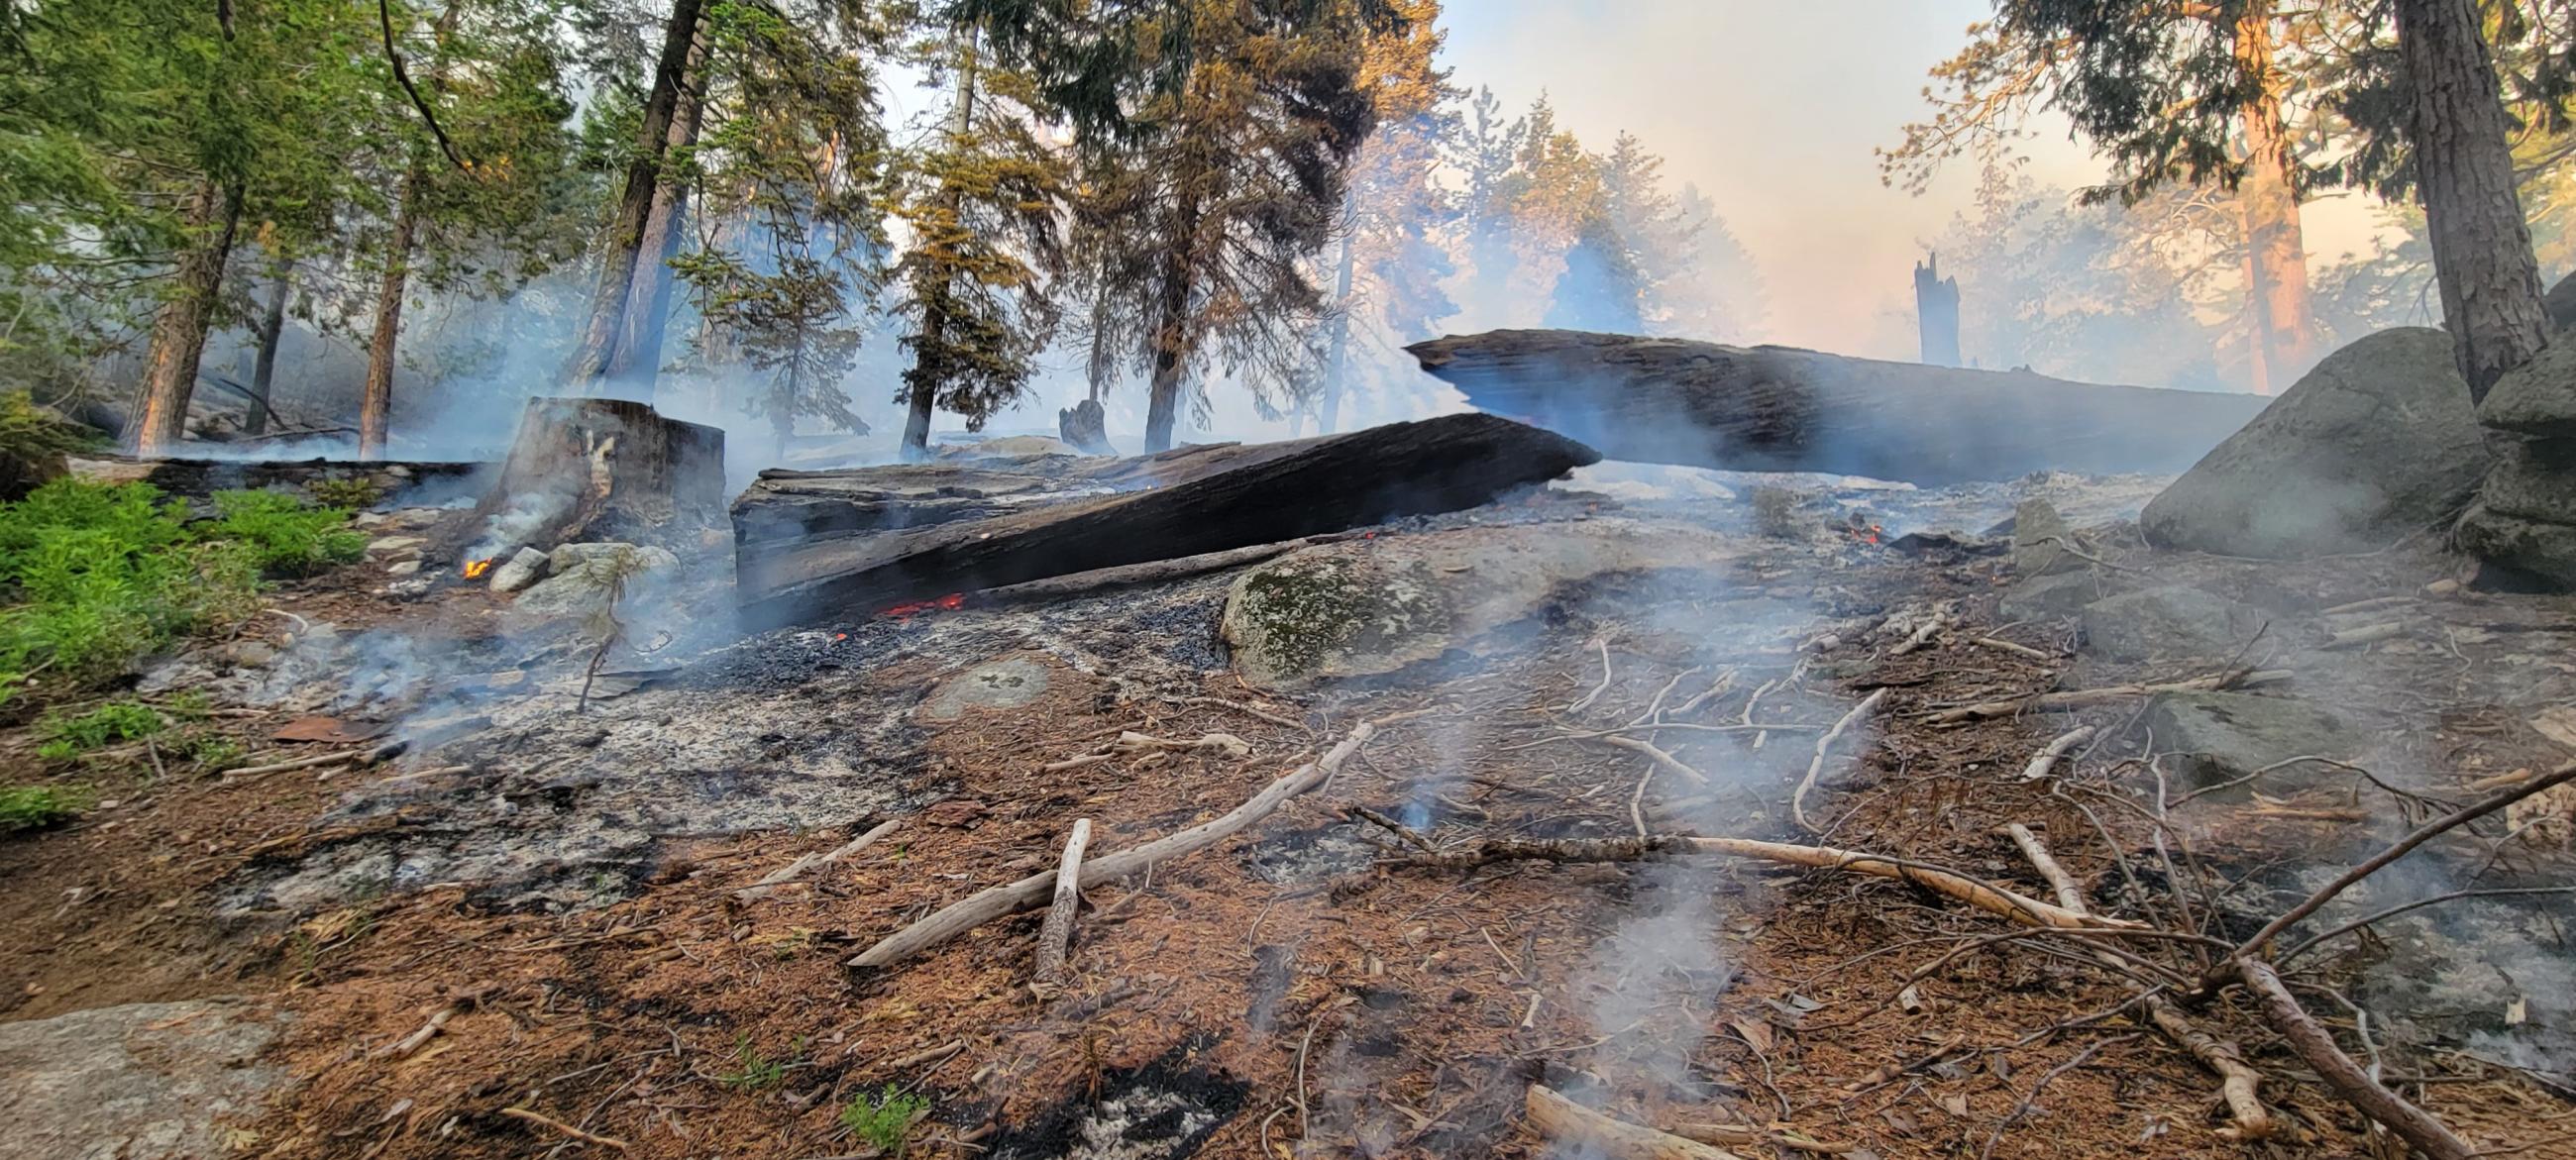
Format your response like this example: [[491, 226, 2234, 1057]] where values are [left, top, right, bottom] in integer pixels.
[[1543, 212, 1644, 334], [1448, 85, 1525, 327]]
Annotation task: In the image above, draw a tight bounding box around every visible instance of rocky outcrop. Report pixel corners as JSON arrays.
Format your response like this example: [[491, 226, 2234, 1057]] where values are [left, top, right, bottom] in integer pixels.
[[2009, 497, 2088, 577], [2145, 691, 2360, 794], [0, 1000, 290, 1160], [2461, 334, 2576, 586], [2140, 328, 2489, 558], [1221, 520, 1733, 689], [2080, 586, 2267, 663]]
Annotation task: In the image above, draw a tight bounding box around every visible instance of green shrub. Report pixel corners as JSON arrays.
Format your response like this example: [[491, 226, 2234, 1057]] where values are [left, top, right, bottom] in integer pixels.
[[838, 1086, 928, 1152], [0, 785, 89, 831], [36, 700, 165, 759], [306, 476, 385, 510], [0, 477, 349, 690], [716, 1034, 801, 1091], [206, 489, 366, 578], [175, 731, 243, 770]]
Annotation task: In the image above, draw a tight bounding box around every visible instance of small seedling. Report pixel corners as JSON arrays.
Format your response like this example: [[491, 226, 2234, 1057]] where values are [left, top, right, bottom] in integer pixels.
[[306, 476, 385, 510], [839, 1086, 929, 1153], [36, 700, 166, 760], [717, 1034, 804, 1091], [177, 732, 244, 771], [0, 785, 89, 831]]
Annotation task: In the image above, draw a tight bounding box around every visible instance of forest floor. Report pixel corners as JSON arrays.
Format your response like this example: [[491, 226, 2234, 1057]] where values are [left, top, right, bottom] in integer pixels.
[[4, 468, 2575, 1160]]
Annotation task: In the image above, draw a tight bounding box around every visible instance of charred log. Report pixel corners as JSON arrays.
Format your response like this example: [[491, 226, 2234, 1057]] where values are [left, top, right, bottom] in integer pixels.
[[1408, 330, 2269, 487], [734, 413, 1597, 630]]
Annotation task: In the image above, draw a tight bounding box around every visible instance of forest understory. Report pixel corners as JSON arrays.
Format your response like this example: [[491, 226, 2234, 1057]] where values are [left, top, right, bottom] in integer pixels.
[[4, 467, 2572, 1160]]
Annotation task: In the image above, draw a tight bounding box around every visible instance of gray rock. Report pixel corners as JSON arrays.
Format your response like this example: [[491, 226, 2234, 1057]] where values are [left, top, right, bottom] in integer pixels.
[[2140, 328, 2490, 557], [363, 535, 425, 558], [922, 657, 1051, 721], [2081, 585, 2267, 663], [2483, 333, 2576, 438], [487, 545, 551, 593], [2470, 437, 2576, 523], [1997, 570, 2117, 622], [2145, 691, 2359, 794], [2456, 501, 2576, 587], [383, 559, 421, 578], [0, 1000, 289, 1160], [2547, 268, 2576, 332], [2009, 497, 2086, 577], [1221, 519, 1734, 689], [515, 543, 680, 618]]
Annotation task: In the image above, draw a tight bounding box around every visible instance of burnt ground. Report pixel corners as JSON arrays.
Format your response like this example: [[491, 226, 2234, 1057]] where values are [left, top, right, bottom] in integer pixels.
[[3, 466, 2574, 1160]]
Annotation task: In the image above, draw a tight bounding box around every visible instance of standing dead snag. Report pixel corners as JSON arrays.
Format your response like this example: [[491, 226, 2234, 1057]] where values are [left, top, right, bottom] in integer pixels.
[[467, 396, 725, 559]]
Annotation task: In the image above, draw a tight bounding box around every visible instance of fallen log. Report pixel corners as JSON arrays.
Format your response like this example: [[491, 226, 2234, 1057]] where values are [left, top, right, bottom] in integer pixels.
[[1031, 818, 1091, 986], [1407, 330, 2269, 486], [738, 414, 1598, 630], [1524, 1085, 1749, 1160]]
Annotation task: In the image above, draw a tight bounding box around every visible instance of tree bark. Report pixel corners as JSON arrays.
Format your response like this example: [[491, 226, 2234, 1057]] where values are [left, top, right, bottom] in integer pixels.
[[1144, 247, 1196, 453], [128, 179, 245, 455], [606, 31, 707, 400], [247, 257, 293, 438], [2234, 3, 2316, 393], [563, 0, 707, 391], [2397, 0, 2550, 401], [360, 165, 425, 461]]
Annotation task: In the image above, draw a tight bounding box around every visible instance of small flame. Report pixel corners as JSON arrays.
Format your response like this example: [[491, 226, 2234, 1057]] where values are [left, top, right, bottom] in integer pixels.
[[463, 559, 493, 580], [879, 592, 967, 619]]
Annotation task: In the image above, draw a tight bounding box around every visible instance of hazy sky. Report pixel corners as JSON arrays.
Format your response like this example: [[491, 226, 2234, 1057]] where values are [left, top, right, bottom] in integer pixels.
[[1437, 1, 2383, 359]]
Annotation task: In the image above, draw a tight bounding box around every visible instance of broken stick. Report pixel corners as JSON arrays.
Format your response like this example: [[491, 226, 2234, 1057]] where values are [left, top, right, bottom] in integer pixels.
[[1525, 1085, 1749, 1160], [1032, 818, 1091, 986], [2017, 725, 2095, 783], [849, 715, 1398, 970], [1794, 687, 1887, 833], [735, 817, 904, 901], [1927, 670, 2291, 725]]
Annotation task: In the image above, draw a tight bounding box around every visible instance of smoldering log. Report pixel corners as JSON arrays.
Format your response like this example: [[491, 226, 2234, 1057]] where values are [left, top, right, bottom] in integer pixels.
[[468, 396, 725, 554], [1408, 330, 2271, 487], [735, 413, 1598, 630]]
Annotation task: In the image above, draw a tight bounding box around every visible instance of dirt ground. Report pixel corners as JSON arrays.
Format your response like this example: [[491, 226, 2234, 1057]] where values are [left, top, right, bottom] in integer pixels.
[[4, 476, 2574, 1160]]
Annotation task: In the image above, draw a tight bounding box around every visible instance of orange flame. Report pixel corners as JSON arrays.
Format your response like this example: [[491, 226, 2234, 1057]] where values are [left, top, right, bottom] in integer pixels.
[[879, 592, 967, 619], [463, 559, 493, 580]]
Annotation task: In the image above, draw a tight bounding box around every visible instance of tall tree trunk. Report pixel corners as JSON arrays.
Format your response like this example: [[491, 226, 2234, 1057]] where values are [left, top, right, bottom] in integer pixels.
[[564, 0, 708, 391], [2237, 228, 2274, 394], [1084, 283, 1116, 403], [1913, 253, 1961, 368], [128, 179, 244, 455], [360, 164, 426, 461], [2234, 3, 2316, 393], [247, 257, 293, 437], [2396, 0, 2550, 401], [1319, 193, 1359, 434], [902, 25, 981, 461], [606, 30, 708, 400], [1144, 260, 1195, 453]]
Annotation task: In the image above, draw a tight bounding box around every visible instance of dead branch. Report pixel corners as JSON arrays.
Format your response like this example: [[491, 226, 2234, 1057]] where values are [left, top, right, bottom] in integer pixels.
[[1042, 731, 1251, 771], [2277, 885, 2576, 965], [2226, 960, 2472, 1160], [2321, 622, 2405, 649], [1979, 1033, 2139, 1159], [223, 749, 366, 779], [1795, 687, 1887, 833], [734, 817, 903, 901], [1969, 635, 2054, 661], [982, 538, 1321, 603], [1032, 818, 1091, 986], [849, 715, 1397, 970], [2018, 726, 2095, 782], [1599, 734, 1711, 787], [1176, 695, 1305, 732], [1927, 669, 2292, 725], [498, 1107, 628, 1150], [1566, 637, 1616, 712], [1524, 1085, 1749, 1160], [378, 1005, 454, 1059], [2227, 761, 2576, 966], [1348, 805, 1438, 852], [2005, 824, 2281, 1140], [1669, 1122, 1857, 1154]]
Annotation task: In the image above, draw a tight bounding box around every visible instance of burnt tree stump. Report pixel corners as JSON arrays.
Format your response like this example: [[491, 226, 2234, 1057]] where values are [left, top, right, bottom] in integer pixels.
[[468, 396, 724, 558]]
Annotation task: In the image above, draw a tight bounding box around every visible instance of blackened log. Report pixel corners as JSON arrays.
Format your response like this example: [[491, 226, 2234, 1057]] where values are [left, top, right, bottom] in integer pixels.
[[466, 396, 724, 557], [735, 413, 1598, 630], [1409, 330, 2269, 487]]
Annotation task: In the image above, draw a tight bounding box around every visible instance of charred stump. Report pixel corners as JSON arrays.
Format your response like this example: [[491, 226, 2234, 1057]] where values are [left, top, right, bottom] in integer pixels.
[[466, 396, 724, 560]]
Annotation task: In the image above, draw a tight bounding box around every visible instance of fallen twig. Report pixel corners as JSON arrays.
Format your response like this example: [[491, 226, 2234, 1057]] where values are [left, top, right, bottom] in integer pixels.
[[498, 1106, 627, 1150], [2018, 726, 2095, 783], [2321, 622, 2405, 650], [1598, 734, 1711, 787], [1968, 635, 2053, 661], [1032, 818, 1092, 986], [1927, 669, 2291, 725], [223, 749, 366, 779], [1524, 1085, 1748, 1160], [2225, 960, 2471, 1160], [734, 817, 903, 902], [1349, 805, 1438, 852], [849, 714, 1404, 970], [1794, 687, 1887, 833]]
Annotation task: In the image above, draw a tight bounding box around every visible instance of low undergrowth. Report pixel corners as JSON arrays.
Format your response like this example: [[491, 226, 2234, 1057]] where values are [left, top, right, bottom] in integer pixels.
[[0, 477, 364, 705]]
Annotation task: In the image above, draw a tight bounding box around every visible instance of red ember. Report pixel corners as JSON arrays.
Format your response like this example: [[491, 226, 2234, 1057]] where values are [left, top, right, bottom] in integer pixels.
[[878, 592, 967, 619]]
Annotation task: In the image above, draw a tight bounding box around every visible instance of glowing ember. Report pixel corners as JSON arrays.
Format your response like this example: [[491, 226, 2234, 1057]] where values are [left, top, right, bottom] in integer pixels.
[[463, 559, 493, 580], [879, 592, 967, 619]]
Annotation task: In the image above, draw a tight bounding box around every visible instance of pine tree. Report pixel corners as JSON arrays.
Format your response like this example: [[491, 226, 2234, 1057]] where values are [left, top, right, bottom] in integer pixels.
[[890, 13, 1071, 457], [1653, 184, 1768, 343], [562, 0, 708, 391], [1314, 0, 1458, 432], [1887, 1, 2324, 392], [1543, 212, 1644, 334], [1448, 85, 1525, 328], [1498, 92, 1601, 309]]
